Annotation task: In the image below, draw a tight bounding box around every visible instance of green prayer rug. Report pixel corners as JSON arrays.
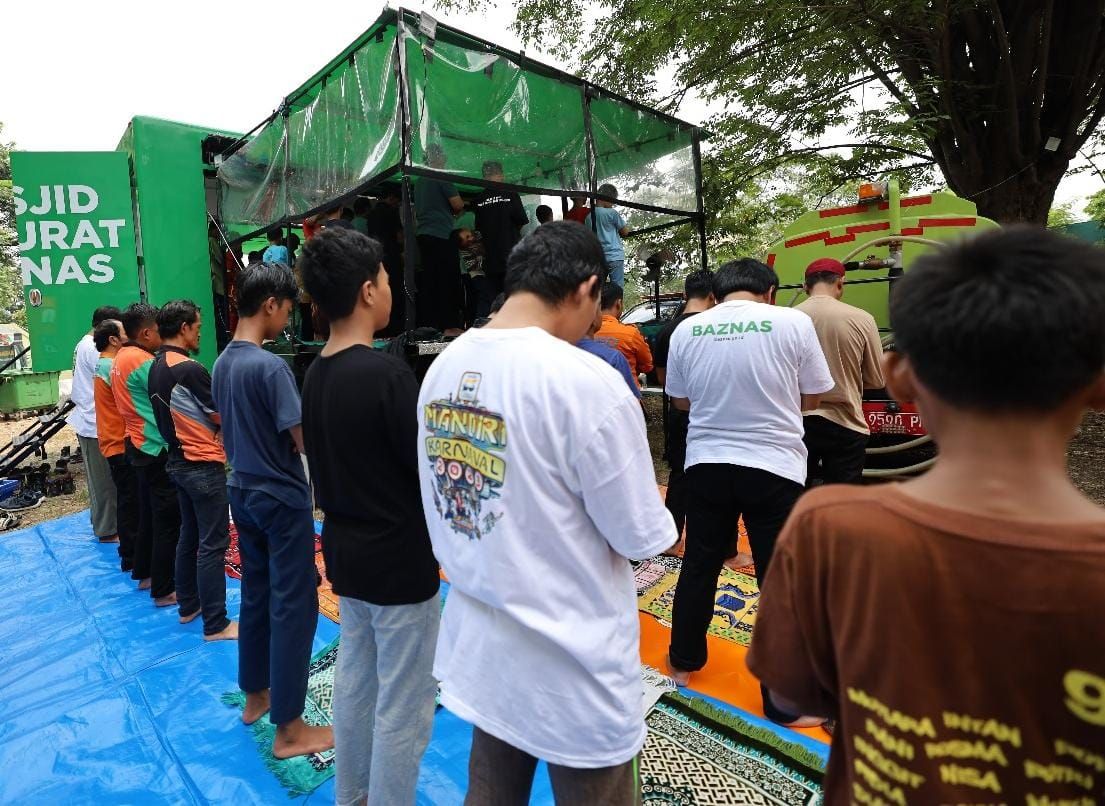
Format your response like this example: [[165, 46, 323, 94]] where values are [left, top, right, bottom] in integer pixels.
[[641, 693, 825, 805], [221, 636, 339, 797]]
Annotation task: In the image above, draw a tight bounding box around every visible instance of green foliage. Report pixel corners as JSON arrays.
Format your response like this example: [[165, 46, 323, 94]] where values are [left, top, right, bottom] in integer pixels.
[[1047, 201, 1078, 230], [1086, 189, 1105, 225], [443, 0, 1105, 226], [0, 123, 27, 328]]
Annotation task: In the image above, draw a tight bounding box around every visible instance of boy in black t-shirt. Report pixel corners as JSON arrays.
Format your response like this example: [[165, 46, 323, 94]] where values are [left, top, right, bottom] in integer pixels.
[[299, 228, 440, 806], [473, 160, 528, 317]]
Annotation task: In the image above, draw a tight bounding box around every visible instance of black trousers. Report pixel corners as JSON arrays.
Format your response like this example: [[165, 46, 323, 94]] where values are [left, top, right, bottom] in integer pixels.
[[669, 464, 803, 722], [132, 450, 181, 599], [417, 234, 462, 330], [477, 273, 505, 319], [803, 415, 868, 486], [663, 408, 690, 538], [107, 453, 138, 573]]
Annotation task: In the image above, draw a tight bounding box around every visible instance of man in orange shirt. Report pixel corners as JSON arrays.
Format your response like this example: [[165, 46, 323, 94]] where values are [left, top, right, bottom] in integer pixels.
[[595, 282, 653, 388], [93, 318, 139, 575]]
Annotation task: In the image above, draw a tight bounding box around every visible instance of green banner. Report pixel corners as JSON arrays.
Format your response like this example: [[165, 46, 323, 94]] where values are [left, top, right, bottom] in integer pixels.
[[11, 151, 141, 371]]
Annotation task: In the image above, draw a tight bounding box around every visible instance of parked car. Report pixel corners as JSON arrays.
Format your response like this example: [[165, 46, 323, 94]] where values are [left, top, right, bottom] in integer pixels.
[[620, 293, 684, 386]]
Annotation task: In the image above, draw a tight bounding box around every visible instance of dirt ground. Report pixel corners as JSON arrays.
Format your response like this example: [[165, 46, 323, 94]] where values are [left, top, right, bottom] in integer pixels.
[[0, 413, 87, 531], [1, 401, 1102, 535]]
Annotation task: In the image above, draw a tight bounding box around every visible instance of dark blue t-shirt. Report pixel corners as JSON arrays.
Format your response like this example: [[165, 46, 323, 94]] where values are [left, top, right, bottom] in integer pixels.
[[577, 337, 642, 398], [211, 340, 311, 510]]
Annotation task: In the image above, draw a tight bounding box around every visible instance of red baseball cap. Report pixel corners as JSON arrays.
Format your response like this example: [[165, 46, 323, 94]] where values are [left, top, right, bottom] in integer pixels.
[[805, 258, 846, 278]]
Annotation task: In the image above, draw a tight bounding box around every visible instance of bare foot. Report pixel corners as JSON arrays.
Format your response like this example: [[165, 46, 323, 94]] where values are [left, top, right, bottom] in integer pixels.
[[665, 657, 692, 687], [137, 578, 152, 590], [724, 552, 754, 572], [98, 534, 120, 544], [662, 537, 685, 557], [154, 592, 177, 607], [179, 609, 201, 624], [273, 719, 334, 759], [242, 690, 271, 725], [205, 621, 239, 642], [781, 715, 827, 729]]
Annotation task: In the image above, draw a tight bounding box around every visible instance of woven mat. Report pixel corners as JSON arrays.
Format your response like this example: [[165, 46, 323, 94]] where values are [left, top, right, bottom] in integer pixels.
[[220, 635, 339, 796], [225, 525, 341, 623], [642, 692, 824, 805]]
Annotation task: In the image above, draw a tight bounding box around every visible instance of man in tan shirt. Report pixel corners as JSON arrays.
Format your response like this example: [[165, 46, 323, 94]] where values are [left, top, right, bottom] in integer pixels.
[[796, 258, 885, 484]]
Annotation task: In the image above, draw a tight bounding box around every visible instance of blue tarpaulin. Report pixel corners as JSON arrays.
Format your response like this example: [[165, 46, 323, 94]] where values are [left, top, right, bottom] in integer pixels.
[[0, 512, 826, 803]]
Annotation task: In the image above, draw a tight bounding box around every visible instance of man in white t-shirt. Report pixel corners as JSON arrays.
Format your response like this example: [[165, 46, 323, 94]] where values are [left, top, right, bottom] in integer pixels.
[[417, 221, 677, 803], [664, 258, 833, 725], [68, 306, 122, 542]]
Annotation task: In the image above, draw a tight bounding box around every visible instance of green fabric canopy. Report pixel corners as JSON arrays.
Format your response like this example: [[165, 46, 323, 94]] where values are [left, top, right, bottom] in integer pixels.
[[219, 9, 701, 233]]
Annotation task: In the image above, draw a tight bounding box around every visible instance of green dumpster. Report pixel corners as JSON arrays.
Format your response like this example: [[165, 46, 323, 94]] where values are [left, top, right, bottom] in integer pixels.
[[0, 371, 60, 415]]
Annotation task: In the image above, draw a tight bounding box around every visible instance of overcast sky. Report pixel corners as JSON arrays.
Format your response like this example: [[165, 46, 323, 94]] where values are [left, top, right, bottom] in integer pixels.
[[3, 0, 1100, 213]]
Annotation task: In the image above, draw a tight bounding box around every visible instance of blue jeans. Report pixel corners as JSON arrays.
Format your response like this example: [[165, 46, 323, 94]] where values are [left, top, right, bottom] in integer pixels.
[[334, 594, 440, 806], [606, 259, 625, 286], [228, 486, 318, 726], [167, 457, 230, 635]]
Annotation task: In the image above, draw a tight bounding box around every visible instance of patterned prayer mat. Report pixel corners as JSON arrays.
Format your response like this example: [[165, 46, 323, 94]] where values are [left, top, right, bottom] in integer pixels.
[[221, 635, 339, 796], [635, 556, 760, 647], [225, 525, 341, 623], [641, 693, 824, 805]]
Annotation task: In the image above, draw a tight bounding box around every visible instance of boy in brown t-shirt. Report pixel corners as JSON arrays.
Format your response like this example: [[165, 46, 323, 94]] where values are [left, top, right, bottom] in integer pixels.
[[749, 226, 1105, 804]]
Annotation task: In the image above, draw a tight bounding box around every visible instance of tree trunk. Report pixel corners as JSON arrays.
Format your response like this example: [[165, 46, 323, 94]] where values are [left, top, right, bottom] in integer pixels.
[[953, 161, 1069, 225]]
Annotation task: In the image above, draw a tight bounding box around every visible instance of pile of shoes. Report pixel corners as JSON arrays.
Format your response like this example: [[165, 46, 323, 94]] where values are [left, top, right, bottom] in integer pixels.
[[0, 486, 44, 512]]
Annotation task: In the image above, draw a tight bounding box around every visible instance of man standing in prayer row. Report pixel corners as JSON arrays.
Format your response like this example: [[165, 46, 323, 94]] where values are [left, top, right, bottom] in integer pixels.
[[212, 264, 332, 759], [653, 269, 715, 540], [595, 282, 653, 389], [750, 227, 1105, 803], [92, 318, 136, 573], [300, 228, 440, 805], [113, 303, 174, 600], [418, 222, 677, 804], [664, 259, 833, 727], [148, 300, 236, 642], [70, 306, 122, 544], [796, 257, 885, 485]]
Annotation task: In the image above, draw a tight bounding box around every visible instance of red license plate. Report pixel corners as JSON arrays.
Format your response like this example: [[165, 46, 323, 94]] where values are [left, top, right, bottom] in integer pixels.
[[863, 402, 926, 436]]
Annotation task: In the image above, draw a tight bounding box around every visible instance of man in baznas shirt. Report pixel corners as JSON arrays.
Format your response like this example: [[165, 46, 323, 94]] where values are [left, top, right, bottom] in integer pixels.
[[473, 160, 528, 317], [417, 222, 677, 803], [212, 263, 333, 760], [664, 258, 833, 726], [299, 228, 440, 805], [750, 227, 1105, 804], [148, 300, 235, 642]]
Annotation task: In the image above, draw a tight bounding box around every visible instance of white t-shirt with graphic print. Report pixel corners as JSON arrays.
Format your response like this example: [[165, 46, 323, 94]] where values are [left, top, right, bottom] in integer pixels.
[[665, 299, 834, 485], [416, 325, 677, 768]]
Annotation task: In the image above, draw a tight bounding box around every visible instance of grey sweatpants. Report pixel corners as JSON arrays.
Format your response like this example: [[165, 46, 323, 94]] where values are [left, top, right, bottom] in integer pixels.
[[78, 435, 117, 538], [333, 593, 440, 806]]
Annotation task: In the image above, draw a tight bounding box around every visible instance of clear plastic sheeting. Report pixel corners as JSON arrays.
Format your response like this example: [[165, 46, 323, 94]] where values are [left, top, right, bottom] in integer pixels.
[[402, 26, 589, 192], [218, 9, 703, 235], [284, 37, 402, 218], [591, 96, 696, 215], [218, 121, 290, 229], [219, 30, 401, 232]]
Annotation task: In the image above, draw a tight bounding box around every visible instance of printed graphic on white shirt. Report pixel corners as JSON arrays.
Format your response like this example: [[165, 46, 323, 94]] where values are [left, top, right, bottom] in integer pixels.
[[422, 371, 508, 541]]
